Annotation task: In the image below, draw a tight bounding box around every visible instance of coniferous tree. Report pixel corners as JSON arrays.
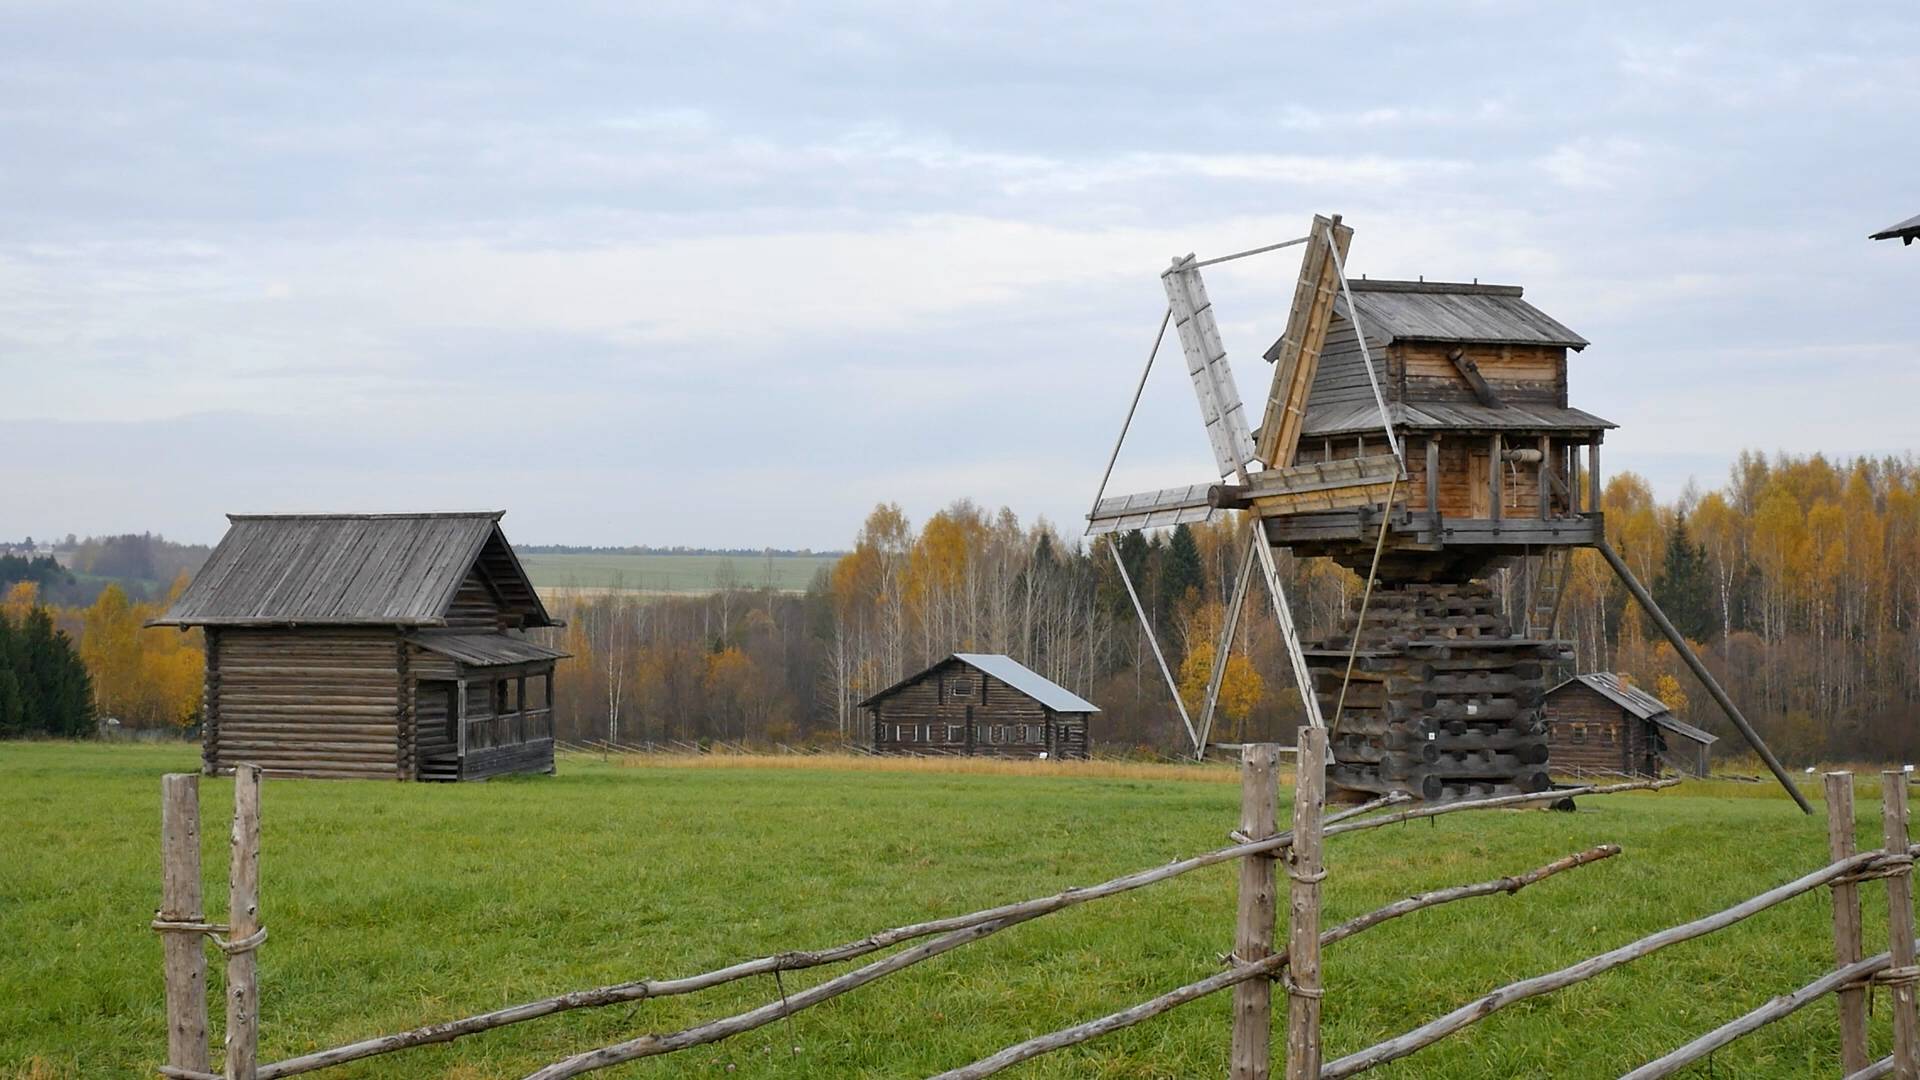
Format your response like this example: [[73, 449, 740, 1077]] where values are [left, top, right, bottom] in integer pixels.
[[1652, 513, 1716, 642]]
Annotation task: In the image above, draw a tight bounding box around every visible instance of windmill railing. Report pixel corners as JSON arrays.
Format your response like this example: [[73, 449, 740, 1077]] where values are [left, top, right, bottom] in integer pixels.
[[151, 755, 1906, 1079]]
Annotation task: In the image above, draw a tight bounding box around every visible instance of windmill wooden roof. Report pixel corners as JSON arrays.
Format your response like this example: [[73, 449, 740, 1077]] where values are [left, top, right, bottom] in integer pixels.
[[151, 512, 554, 628], [1872, 213, 1920, 244], [1303, 400, 1616, 438], [1338, 280, 1589, 349]]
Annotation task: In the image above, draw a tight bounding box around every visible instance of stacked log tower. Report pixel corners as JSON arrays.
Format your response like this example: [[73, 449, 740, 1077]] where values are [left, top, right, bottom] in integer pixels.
[[1303, 568, 1564, 801]]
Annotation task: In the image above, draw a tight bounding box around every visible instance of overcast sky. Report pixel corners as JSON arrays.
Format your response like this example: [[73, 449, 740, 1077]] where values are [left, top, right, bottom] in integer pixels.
[[5, 2, 1916, 548]]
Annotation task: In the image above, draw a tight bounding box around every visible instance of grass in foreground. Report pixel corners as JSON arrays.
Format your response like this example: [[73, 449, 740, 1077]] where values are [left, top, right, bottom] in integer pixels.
[[0, 742, 1898, 1078]]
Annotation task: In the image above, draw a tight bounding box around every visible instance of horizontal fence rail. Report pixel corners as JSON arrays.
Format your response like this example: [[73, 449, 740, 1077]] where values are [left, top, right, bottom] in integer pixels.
[[156, 752, 1735, 1080]]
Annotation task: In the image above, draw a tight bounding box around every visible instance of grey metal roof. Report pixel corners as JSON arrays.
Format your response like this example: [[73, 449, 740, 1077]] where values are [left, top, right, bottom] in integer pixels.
[[953, 654, 1100, 712], [859, 653, 1100, 713], [1549, 673, 1713, 744], [1302, 400, 1616, 437], [1337, 280, 1588, 349], [152, 512, 553, 628], [1871, 213, 1920, 244], [405, 632, 570, 667]]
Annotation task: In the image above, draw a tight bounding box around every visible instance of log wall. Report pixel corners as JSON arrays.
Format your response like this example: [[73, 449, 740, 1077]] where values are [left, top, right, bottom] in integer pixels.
[[1544, 684, 1660, 777], [1398, 343, 1566, 405], [206, 627, 403, 780]]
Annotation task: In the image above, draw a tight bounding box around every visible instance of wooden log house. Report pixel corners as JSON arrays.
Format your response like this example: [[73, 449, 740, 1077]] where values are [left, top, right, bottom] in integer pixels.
[[1543, 673, 1716, 778], [1273, 278, 1613, 567], [151, 512, 567, 781], [861, 654, 1097, 759]]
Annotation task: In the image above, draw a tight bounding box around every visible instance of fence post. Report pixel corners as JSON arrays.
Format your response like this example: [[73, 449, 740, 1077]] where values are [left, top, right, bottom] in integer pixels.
[[160, 774, 211, 1074], [1285, 727, 1328, 1080], [1231, 743, 1281, 1080], [1886, 771, 1919, 1080], [1827, 772, 1870, 1075], [226, 765, 263, 1080]]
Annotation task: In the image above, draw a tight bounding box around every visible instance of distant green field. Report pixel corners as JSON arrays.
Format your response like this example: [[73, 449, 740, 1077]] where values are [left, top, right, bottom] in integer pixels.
[[517, 552, 840, 594], [1, 741, 1890, 1078]]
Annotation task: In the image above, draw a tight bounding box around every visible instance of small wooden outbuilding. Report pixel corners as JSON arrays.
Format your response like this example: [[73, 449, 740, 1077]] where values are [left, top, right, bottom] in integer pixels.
[[861, 654, 1097, 759], [151, 512, 567, 781], [1543, 673, 1716, 778]]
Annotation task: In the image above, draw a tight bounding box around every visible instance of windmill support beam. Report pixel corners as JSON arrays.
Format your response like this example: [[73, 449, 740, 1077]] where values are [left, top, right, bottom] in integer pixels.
[[1596, 539, 1812, 813], [1253, 537, 1325, 730], [1107, 543, 1201, 754], [1198, 531, 1260, 757]]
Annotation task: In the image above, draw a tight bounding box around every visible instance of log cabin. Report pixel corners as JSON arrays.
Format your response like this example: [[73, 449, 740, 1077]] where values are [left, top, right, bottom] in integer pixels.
[[150, 512, 567, 781], [1543, 673, 1716, 778], [861, 654, 1096, 759]]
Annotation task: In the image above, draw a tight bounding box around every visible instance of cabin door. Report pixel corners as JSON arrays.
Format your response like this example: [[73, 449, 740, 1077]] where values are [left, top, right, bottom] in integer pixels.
[[416, 680, 460, 781], [1469, 452, 1492, 518]]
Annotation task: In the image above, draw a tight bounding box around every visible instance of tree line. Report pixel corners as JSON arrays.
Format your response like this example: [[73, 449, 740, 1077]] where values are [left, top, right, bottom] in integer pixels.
[[4, 450, 1914, 766], [539, 451, 1920, 764]]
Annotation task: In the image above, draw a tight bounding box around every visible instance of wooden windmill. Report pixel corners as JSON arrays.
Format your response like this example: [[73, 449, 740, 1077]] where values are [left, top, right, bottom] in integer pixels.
[[1088, 214, 1810, 811]]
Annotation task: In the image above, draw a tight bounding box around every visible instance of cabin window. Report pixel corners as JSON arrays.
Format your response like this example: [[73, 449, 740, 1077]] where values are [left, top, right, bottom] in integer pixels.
[[948, 677, 974, 701], [946, 724, 964, 743], [1571, 724, 1587, 745]]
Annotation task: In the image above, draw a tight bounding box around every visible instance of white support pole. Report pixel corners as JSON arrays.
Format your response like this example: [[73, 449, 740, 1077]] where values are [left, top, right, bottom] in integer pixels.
[[1107, 543, 1200, 750], [1321, 231, 1402, 470], [1198, 532, 1261, 756], [1088, 308, 1174, 524], [1253, 533, 1325, 729]]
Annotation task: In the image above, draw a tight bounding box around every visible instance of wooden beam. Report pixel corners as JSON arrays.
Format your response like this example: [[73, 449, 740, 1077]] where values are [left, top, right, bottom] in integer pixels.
[[1885, 773, 1920, 1080], [1284, 728, 1328, 1080], [1447, 348, 1504, 407], [1425, 436, 1440, 518], [1588, 439, 1602, 514], [1829, 772, 1871, 1076], [160, 775, 211, 1076], [1258, 214, 1355, 468], [1596, 540, 1811, 813], [226, 765, 263, 1080], [1231, 744, 1281, 1079], [1489, 434, 1503, 522]]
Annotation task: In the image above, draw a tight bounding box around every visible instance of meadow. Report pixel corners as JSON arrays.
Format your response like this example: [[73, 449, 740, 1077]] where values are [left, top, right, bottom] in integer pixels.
[[517, 553, 840, 595], [1, 742, 1896, 1079]]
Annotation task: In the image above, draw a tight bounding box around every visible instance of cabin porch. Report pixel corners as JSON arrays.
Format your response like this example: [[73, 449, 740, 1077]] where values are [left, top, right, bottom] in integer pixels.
[[406, 632, 565, 782]]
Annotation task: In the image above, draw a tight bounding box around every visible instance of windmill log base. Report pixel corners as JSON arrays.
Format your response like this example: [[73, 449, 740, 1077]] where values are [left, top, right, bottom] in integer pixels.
[[1308, 575, 1567, 804]]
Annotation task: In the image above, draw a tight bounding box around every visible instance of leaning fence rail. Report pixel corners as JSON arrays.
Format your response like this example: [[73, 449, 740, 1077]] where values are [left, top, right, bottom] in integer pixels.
[[153, 753, 1915, 1078]]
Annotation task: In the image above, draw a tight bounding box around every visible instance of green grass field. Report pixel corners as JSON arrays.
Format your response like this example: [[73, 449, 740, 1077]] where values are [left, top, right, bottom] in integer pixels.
[[1, 742, 1896, 1078], [517, 553, 840, 595]]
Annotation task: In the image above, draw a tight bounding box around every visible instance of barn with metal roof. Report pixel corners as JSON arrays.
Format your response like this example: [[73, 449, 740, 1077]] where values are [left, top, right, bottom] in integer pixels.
[[859, 654, 1097, 759], [153, 512, 567, 782]]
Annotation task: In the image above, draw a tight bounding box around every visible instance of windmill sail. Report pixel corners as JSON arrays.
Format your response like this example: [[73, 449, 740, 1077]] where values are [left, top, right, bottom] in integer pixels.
[[1162, 257, 1257, 482], [1258, 214, 1354, 468]]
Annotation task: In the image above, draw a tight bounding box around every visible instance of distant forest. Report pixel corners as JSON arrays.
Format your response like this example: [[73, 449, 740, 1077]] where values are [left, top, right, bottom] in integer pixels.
[[0, 533, 211, 606], [6, 451, 1917, 767], [538, 451, 1920, 765]]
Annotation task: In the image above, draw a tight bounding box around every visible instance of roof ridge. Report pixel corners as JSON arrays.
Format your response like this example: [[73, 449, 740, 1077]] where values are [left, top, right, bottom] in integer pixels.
[[1347, 279, 1524, 297], [225, 511, 506, 522]]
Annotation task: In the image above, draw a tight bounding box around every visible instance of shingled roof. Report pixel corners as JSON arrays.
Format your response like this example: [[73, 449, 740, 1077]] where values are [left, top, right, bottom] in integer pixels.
[[1337, 279, 1589, 349], [151, 512, 553, 628]]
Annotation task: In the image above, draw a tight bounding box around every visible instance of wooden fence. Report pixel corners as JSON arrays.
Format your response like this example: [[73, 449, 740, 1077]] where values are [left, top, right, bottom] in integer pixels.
[[152, 740, 1918, 1078]]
